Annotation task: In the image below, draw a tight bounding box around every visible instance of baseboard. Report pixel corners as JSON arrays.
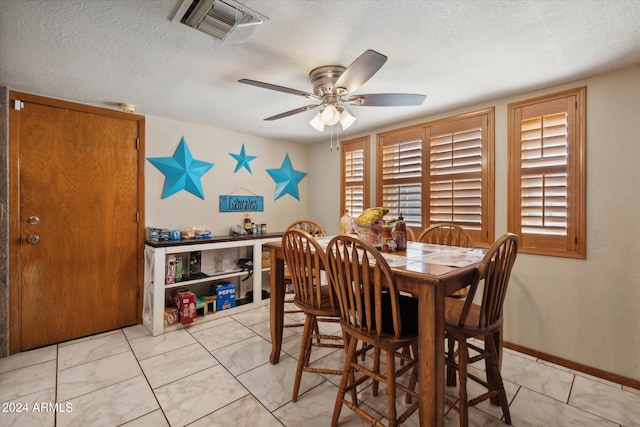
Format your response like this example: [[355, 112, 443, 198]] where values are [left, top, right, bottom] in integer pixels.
[[503, 341, 640, 390]]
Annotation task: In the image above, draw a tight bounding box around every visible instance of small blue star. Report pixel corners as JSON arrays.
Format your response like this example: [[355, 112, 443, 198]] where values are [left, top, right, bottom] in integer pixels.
[[147, 137, 214, 199], [266, 154, 307, 201], [229, 144, 257, 174]]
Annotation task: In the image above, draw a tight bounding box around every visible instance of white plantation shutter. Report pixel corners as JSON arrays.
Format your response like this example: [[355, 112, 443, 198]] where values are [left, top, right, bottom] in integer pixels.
[[341, 137, 369, 219], [429, 120, 484, 230], [344, 148, 365, 216], [508, 88, 586, 258], [379, 130, 424, 227], [520, 112, 569, 235]]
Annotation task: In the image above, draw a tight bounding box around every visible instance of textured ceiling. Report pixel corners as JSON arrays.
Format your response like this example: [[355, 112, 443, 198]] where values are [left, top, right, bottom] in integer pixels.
[[1, 0, 639, 144]]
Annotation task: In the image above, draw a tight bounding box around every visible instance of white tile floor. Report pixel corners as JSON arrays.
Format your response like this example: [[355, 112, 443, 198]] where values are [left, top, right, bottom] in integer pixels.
[[1, 304, 638, 427]]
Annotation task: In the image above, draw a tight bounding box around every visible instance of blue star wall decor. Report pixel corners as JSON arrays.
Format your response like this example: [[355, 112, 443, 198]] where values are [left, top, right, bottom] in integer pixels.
[[229, 143, 257, 174], [147, 137, 214, 199], [266, 153, 307, 201]]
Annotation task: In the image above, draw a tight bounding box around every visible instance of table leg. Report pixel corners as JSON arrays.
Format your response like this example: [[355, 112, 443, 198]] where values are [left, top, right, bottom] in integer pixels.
[[417, 282, 446, 426], [269, 249, 285, 364]]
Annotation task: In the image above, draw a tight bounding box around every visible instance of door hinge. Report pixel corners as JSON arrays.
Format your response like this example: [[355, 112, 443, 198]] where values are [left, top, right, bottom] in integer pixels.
[[14, 100, 24, 110], [136, 212, 140, 223], [135, 138, 140, 150]]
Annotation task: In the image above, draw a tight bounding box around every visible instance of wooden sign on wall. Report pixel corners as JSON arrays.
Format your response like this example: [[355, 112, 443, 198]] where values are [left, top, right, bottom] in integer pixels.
[[219, 195, 264, 212]]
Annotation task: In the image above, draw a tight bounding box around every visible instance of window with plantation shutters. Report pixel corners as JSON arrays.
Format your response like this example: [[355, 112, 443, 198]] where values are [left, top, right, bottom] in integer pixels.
[[428, 115, 490, 241], [376, 109, 494, 244], [508, 87, 586, 258], [340, 136, 370, 219], [377, 129, 424, 229]]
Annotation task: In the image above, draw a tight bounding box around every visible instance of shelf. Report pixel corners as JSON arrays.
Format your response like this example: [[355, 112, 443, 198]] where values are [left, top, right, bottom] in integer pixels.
[[164, 269, 248, 289], [143, 233, 282, 336]]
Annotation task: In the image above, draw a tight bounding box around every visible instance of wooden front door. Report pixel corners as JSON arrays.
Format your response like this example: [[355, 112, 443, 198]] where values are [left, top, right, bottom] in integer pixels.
[[9, 92, 144, 351]]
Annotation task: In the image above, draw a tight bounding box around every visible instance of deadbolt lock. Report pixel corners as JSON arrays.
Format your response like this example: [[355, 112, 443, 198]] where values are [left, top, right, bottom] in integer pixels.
[[28, 216, 40, 225], [27, 234, 40, 244]]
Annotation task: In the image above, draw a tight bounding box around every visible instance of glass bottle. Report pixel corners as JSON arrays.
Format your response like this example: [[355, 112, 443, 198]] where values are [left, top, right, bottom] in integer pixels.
[[340, 208, 354, 234], [244, 213, 252, 235], [395, 212, 407, 251]]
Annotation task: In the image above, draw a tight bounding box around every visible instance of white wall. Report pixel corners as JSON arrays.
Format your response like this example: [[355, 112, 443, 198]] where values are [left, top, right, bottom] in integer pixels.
[[307, 140, 342, 234], [308, 65, 640, 380], [145, 116, 309, 235]]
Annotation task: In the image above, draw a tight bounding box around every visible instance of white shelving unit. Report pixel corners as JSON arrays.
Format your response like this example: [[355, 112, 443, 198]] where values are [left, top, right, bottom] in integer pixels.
[[143, 234, 281, 336]]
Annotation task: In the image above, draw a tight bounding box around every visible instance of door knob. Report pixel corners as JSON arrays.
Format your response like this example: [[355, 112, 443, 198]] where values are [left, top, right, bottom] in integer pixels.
[[27, 234, 40, 244], [28, 216, 40, 224]]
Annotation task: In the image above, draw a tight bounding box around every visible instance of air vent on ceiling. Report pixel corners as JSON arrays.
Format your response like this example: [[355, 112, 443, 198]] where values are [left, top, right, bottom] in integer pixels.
[[173, 0, 268, 44]]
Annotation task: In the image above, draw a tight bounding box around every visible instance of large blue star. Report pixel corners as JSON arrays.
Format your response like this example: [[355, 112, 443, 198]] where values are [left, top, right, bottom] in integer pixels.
[[266, 154, 307, 201], [229, 143, 257, 174], [147, 137, 214, 199]]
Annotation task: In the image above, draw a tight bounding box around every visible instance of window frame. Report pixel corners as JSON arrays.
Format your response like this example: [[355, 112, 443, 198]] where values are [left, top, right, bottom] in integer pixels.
[[376, 108, 495, 245], [340, 135, 370, 219], [507, 87, 586, 258]]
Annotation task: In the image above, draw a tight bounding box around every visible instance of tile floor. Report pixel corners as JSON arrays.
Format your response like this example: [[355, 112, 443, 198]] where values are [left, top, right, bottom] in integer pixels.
[[1, 304, 638, 427]]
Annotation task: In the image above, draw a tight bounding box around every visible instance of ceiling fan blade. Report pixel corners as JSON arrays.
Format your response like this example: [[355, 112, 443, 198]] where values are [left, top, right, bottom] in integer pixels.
[[264, 104, 321, 121], [346, 93, 427, 107], [334, 50, 388, 94], [238, 79, 320, 100]]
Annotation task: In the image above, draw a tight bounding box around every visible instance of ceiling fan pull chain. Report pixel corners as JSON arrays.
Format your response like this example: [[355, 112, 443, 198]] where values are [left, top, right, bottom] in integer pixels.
[[329, 126, 334, 151]]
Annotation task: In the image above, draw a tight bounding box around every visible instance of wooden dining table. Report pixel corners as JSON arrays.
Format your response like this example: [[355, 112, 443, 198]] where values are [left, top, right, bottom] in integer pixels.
[[264, 238, 484, 426]]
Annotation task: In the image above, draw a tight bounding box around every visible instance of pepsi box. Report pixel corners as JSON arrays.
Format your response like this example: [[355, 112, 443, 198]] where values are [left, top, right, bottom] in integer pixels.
[[215, 282, 236, 311]]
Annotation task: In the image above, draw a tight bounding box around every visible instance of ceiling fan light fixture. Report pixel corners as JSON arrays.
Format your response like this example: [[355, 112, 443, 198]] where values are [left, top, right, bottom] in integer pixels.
[[309, 112, 325, 132], [339, 108, 356, 130], [320, 104, 340, 125]]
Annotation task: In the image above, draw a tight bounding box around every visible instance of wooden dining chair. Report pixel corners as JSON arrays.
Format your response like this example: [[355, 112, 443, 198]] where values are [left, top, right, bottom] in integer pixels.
[[282, 229, 343, 401], [283, 220, 327, 329], [444, 233, 519, 427], [418, 223, 475, 298], [399, 223, 477, 367], [287, 219, 326, 237], [417, 222, 475, 248], [326, 234, 420, 427]]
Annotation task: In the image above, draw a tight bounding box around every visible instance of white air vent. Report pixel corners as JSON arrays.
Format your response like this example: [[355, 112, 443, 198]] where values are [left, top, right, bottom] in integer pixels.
[[173, 0, 268, 44]]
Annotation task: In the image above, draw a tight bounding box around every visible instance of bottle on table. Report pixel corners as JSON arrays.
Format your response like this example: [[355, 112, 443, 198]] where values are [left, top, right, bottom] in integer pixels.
[[340, 208, 354, 234], [395, 212, 407, 251]]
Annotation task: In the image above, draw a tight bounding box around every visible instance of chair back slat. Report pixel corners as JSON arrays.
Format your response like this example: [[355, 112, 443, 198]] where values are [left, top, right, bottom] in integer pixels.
[[282, 229, 335, 310], [326, 235, 403, 339], [417, 223, 475, 248], [460, 233, 519, 330]]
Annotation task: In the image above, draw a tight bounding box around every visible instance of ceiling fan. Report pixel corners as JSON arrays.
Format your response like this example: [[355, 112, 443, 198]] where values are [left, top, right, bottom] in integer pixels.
[[238, 49, 426, 132]]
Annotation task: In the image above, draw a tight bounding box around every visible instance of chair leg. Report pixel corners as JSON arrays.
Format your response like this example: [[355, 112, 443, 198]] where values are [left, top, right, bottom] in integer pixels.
[[446, 335, 457, 387], [372, 347, 381, 396], [486, 329, 503, 405], [457, 337, 469, 427], [485, 334, 511, 425], [332, 336, 359, 427], [399, 345, 411, 365], [406, 343, 419, 404], [342, 333, 358, 404], [292, 314, 314, 402], [385, 349, 398, 427]]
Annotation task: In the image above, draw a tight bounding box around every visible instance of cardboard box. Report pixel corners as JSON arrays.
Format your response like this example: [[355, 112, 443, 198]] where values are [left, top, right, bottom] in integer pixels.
[[203, 295, 217, 314], [262, 250, 271, 268], [215, 283, 236, 311], [174, 290, 197, 325], [164, 307, 179, 326]]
